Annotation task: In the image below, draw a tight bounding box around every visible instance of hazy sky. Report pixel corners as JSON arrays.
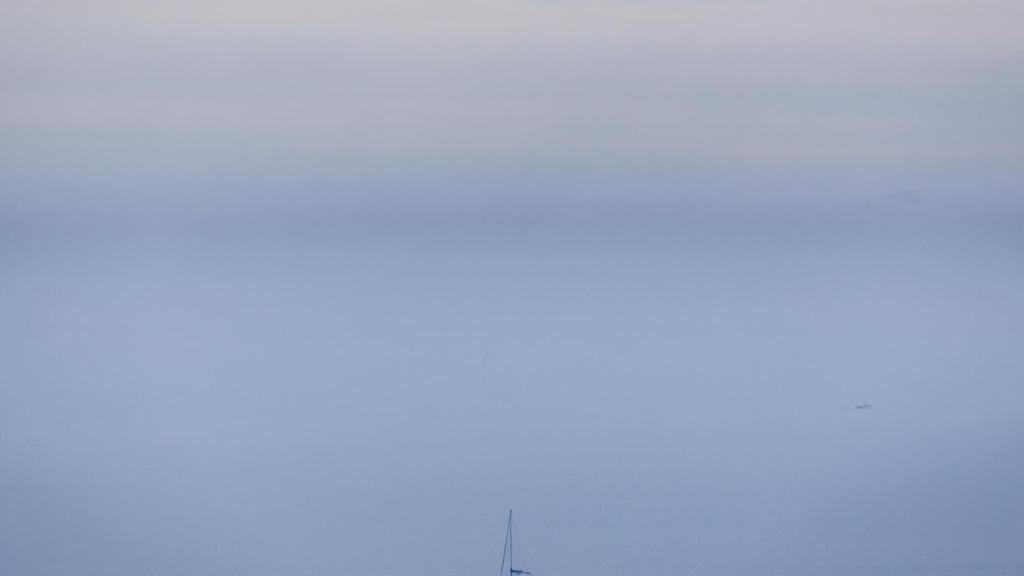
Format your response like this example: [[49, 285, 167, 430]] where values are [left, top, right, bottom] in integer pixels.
[[3, 0, 1023, 213], [2, 2, 1023, 576]]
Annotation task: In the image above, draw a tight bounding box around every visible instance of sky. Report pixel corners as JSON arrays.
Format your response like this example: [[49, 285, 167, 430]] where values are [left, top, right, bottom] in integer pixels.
[[2, 2, 1023, 575]]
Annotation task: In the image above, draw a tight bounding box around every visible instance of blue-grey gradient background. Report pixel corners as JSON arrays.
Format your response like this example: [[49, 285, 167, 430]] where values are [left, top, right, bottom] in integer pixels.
[[2, 2, 1023, 575]]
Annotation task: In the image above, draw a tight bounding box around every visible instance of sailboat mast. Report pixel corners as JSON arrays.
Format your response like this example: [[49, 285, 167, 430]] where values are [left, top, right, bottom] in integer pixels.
[[498, 509, 530, 576], [508, 510, 513, 576]]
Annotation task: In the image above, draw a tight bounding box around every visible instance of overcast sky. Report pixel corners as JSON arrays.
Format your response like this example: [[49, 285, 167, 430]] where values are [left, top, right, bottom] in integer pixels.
[[2, 2, 1023, 576]]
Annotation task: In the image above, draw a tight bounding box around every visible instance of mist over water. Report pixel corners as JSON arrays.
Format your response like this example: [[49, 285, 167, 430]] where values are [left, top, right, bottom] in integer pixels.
[[3, 203, 1022, 575], [3, 1, 1024, 575]]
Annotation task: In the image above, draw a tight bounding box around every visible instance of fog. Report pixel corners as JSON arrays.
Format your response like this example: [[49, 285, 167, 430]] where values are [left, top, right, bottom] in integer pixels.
[[4, 205, 1022, 575], [2, 1, 1023, 575]]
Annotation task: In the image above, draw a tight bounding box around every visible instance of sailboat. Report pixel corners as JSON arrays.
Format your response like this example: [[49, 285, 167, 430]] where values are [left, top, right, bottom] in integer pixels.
[[497, 510, 531, 576]]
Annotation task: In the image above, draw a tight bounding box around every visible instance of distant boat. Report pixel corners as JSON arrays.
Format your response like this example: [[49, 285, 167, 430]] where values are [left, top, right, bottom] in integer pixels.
[[855, 403, 873, 410], [497, 510, 531, 576]]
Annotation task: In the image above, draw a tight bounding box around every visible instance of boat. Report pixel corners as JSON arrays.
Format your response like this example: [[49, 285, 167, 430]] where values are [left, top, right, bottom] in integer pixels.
[[497, 510, 531, 576]]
